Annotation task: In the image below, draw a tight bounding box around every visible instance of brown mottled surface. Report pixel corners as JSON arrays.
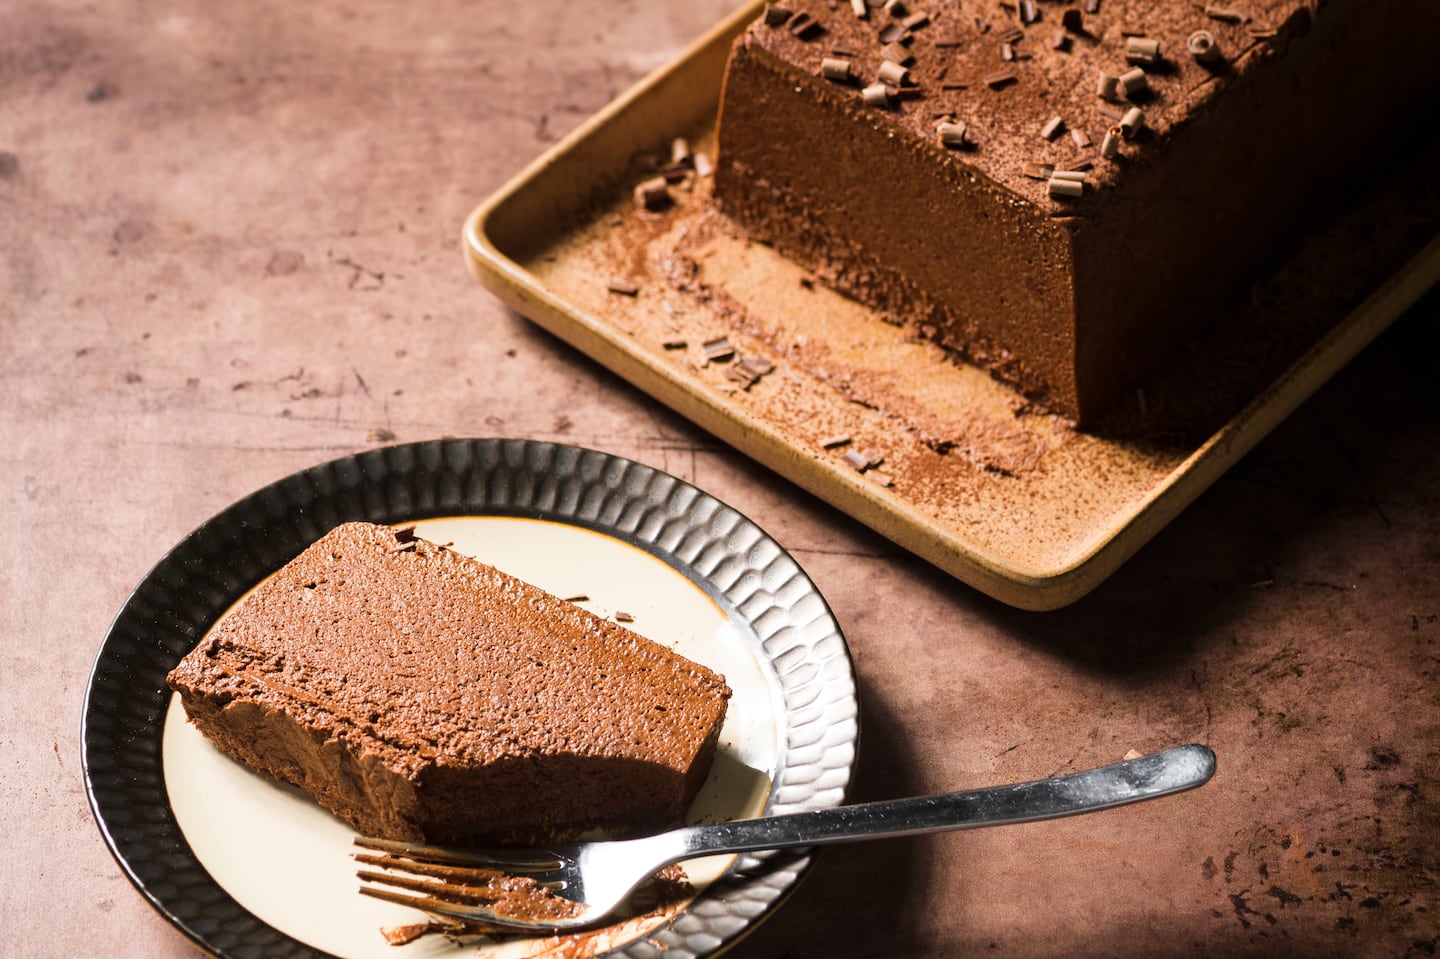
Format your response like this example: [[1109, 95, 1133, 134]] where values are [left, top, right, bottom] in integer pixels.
[[2, 1, 1437, 958]]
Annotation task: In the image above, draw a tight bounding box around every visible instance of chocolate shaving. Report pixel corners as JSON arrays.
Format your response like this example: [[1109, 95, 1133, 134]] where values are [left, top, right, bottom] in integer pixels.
[[633, 175, 671, 210], [995, 25, 1023, 43], [881, 42, 915, 64], [607, 279, 640, 296], [868, 471, 895, 488], [1022, 161, 1055, 180], [1084, 0, 1099, 11], [764, 4, 793, 26], [878, 23, 908, 43], [901, 12, 930, 30], [984, 70, 1018, 89], [1018, 0, 1039, 25], [820, 434, 852, 449], [1204, 5, 1247, 22], [726, 356, 775, 389], [702, 336, 735, 362], [789, 11, 823, 38]]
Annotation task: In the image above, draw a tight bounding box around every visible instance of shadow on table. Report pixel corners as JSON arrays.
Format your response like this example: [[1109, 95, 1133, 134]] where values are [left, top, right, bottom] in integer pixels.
[[973, 289, 1440, 681]]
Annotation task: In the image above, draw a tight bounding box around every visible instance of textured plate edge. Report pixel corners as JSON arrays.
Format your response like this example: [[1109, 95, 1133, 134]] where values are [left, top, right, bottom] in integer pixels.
[[81, 438, 859, 959]]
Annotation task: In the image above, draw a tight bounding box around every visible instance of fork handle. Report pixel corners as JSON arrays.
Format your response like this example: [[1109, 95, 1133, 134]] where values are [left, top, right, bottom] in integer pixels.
[[663, 744, 1216, 861]]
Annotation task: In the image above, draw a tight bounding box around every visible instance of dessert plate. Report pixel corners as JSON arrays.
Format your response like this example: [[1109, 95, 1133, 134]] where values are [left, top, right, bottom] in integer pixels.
[[83, 438, 858, 959], [463, 0, 1440, 609]]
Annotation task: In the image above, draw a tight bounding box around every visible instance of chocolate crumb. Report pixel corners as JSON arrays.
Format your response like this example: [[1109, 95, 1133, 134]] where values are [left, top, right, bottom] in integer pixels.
[[614, 611, 635, 623]]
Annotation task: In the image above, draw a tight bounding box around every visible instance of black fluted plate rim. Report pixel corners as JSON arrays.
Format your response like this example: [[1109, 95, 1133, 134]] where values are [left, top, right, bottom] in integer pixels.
[[82, 438, 859, 959]]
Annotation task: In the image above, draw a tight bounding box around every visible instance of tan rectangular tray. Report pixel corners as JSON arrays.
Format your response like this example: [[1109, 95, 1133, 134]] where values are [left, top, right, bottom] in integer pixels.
[[464, 1, 1440, 610]]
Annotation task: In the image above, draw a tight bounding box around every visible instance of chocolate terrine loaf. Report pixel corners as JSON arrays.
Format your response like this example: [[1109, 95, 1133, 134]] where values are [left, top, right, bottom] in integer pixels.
[[714, 0, 1440, 423], [167, 521, 731, 846]]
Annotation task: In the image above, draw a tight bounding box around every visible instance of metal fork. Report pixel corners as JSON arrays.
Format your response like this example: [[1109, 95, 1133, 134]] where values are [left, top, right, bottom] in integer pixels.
[[355, 743, 1216, 932]]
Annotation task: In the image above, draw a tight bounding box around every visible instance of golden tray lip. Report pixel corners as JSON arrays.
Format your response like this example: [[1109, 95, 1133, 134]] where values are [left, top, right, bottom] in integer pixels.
[[461, 0, 1440, 611]]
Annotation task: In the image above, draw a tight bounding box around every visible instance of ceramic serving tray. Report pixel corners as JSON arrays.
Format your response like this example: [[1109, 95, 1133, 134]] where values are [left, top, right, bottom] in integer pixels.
[[463, 0, 1440, 610]]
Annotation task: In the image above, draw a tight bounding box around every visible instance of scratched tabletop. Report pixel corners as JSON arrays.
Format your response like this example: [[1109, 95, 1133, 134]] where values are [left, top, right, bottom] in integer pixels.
[[3, 1, 1438, 956]]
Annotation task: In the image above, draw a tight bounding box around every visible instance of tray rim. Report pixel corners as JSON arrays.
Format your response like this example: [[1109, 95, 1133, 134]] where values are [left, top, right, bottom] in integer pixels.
[[460, 1, 1440, 610]]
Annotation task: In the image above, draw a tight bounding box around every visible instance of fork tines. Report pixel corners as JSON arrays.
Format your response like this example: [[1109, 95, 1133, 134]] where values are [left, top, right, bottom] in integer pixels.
[[353, 836, 583, 927]]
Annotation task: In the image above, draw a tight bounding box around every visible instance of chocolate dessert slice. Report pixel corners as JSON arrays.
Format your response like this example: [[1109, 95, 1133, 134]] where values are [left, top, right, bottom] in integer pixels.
[[167, 521, 731, 846]]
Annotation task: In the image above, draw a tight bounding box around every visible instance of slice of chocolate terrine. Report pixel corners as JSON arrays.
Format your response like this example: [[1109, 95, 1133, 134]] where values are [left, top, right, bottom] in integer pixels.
[[167, 521, 731, 846]]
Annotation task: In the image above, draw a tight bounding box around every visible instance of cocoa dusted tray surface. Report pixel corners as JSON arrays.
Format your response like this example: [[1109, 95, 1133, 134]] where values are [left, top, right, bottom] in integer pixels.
[[464, 1, 1440, 610]]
